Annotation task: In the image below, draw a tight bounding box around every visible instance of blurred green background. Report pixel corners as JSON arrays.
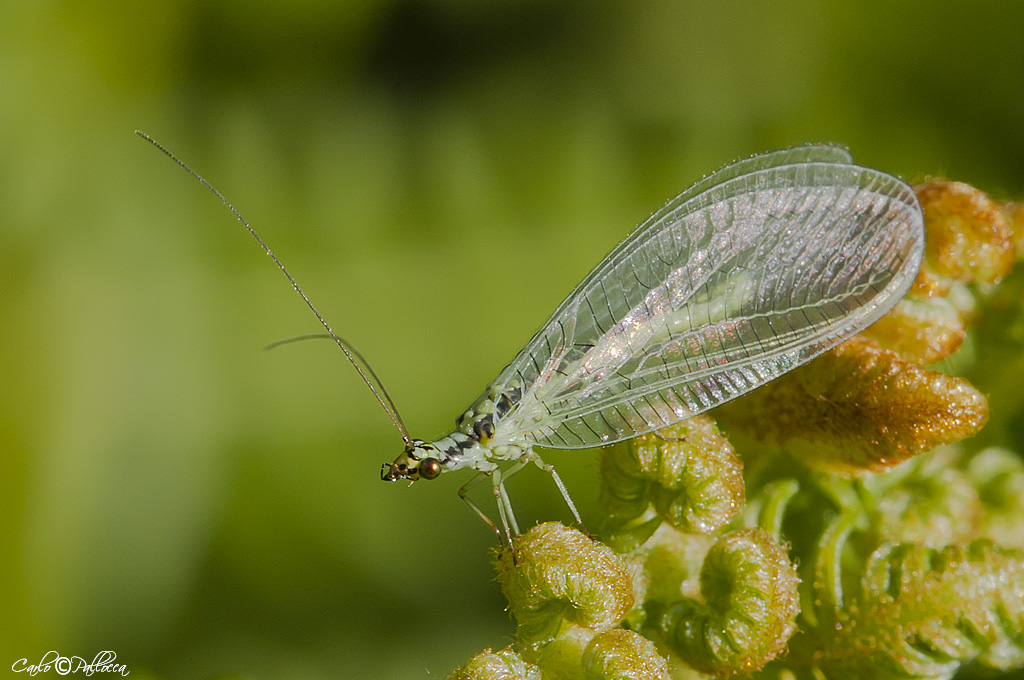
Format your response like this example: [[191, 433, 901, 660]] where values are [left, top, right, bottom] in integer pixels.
[[1, 1, 1022, 678]]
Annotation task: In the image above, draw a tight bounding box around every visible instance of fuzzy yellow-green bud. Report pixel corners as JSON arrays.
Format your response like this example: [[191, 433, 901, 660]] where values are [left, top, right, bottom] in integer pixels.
[[718, 336, 988, 472], [863, 180, 1016, 364], [861, 295, 966, 365], [496, 523, 635, 644], [447, 647, 541, 680], [916, 180, 1015, 285], [600, 417, 744, 550], [653, 528, 800, 677], [581, 629, 670, 680]]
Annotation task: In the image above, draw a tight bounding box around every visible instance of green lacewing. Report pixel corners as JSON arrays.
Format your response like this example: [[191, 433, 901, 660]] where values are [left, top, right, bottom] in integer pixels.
[[139, 134, 925, 542]]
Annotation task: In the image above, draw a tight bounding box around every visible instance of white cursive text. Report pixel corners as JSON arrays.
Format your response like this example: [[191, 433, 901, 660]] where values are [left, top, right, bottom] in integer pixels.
[[12, 651, 129, 676]]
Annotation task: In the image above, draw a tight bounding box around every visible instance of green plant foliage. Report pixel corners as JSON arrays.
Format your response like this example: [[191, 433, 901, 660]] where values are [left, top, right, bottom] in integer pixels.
[[447, 181, 1024, 680], [813, 540, 1024, 679]]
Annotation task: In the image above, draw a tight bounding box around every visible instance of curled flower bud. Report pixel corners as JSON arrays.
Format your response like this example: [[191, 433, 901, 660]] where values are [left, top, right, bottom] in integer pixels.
[[653, 529, 800, 677], [600, 417, 744, 549], [916, 180, 1015, 285], [861, 295, 965, 365], [582, 629, 670, 680], [447, 647, 541, 680], [496, 523, 635, 644], [718, 337, 988, 472], [860, 179, 1017, 366], [865, 181, 1020, 367]]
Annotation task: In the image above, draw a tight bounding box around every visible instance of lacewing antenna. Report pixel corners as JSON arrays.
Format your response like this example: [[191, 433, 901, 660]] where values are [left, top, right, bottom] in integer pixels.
[[263, 333, 335, 351], [135, 130, 412, 446]]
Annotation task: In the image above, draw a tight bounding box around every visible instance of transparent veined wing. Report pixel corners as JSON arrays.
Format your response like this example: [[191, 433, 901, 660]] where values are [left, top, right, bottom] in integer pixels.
[[486, 145, 925, 450]]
